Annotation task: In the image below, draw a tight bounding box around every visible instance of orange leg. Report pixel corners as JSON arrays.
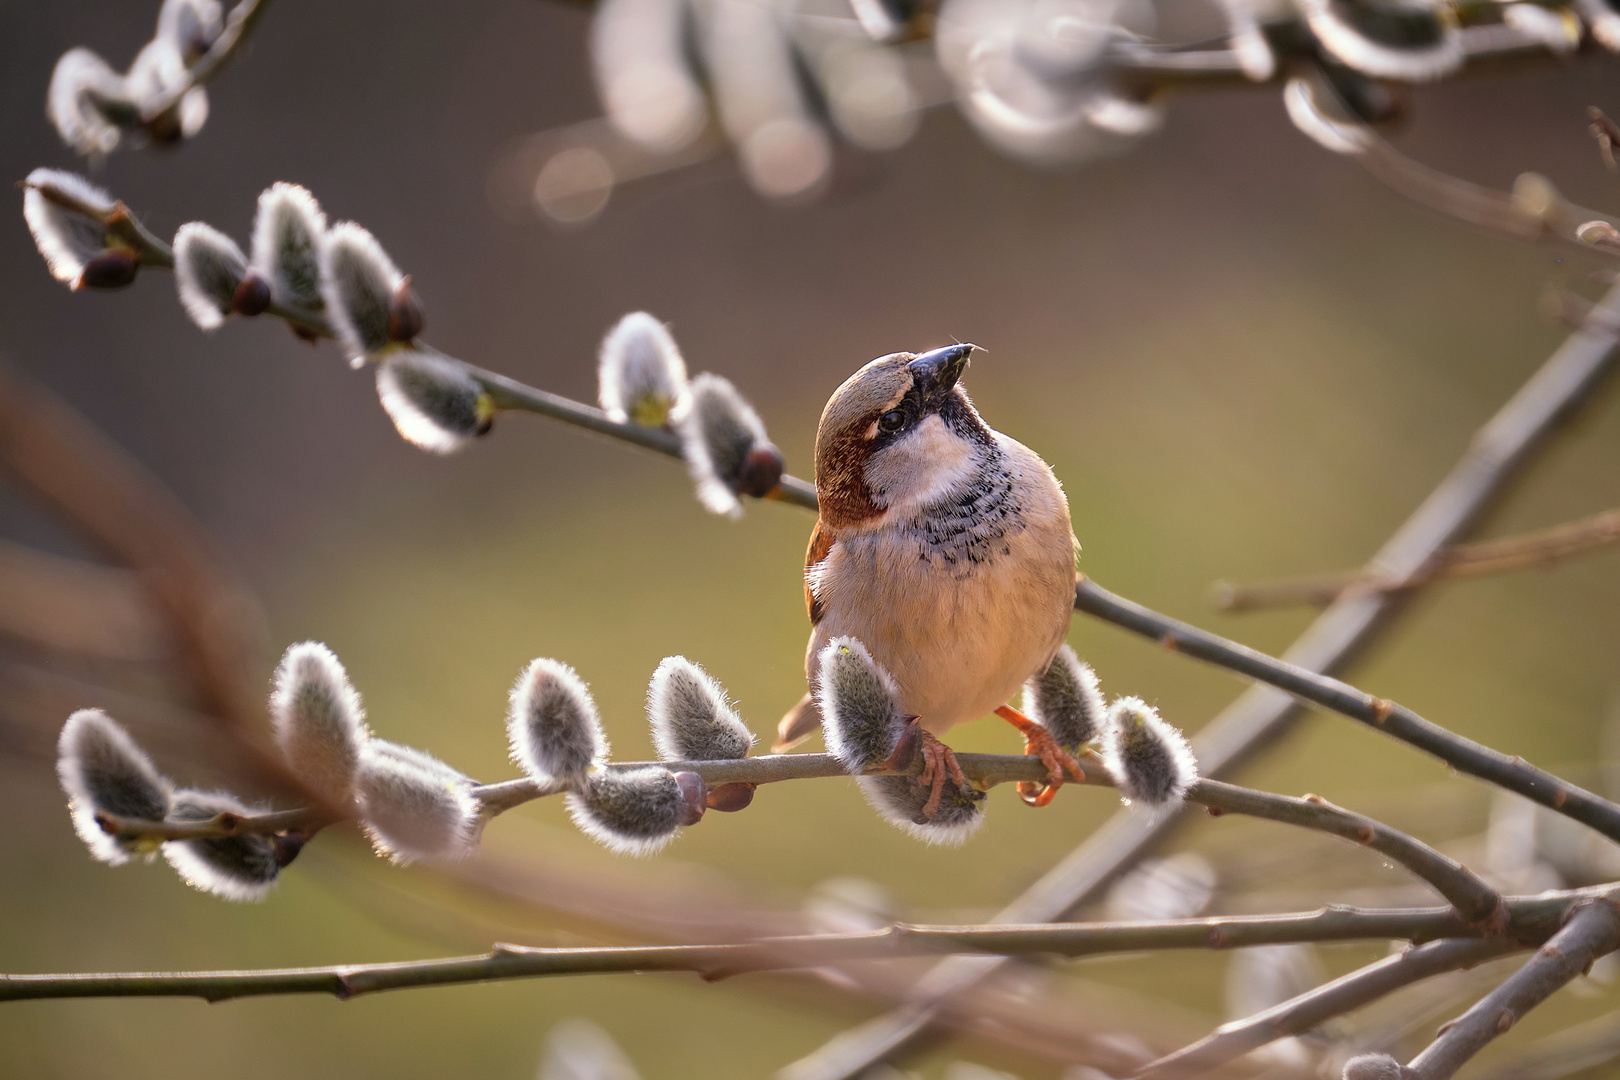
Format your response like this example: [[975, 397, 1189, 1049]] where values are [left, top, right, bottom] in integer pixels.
[[995, 704, 1084, 807]]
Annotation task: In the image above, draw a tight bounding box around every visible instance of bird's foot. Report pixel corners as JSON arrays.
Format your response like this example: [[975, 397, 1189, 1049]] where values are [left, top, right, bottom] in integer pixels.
[[995, 704, 1084, 807], [882, 717, 970, 823]]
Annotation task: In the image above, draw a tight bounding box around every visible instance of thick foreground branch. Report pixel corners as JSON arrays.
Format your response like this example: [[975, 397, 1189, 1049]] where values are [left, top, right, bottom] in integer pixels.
[[1, 893, 1596, 1006]]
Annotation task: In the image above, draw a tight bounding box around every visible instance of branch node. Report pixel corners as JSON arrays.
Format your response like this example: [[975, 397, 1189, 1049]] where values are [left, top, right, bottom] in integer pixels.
[[1370, 698, 1394, 725]]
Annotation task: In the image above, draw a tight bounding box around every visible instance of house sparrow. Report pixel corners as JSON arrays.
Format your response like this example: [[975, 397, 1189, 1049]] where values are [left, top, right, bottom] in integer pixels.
[[775, 343, 1084, 818]]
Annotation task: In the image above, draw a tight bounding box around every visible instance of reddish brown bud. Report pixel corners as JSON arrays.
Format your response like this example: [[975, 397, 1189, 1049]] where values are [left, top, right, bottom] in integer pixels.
[[736, 442, 784, 497], [76, 248, 139, 290], [673, 771, 707, 826], [706, 781, 756, 813], [273, 830, 309, 868], [231, 271, 272, 316], [387, 275, 424, 342]]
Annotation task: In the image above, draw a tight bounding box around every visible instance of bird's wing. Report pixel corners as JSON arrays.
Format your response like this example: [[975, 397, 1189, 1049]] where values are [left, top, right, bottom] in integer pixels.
[[804, 517, 835, 626]]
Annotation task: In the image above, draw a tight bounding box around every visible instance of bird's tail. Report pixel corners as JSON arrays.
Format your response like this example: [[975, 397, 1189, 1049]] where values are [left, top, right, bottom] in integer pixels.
[[773, 693, 823, 753]]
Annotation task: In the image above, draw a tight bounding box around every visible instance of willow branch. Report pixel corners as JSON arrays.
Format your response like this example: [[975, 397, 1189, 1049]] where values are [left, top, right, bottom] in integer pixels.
[[1214, 507, 1620, 611], [98, 749, 1503, 924], [1407, 897, 1620, 1080], [1074, 575, 1620, 843], [1465, 1005, 1620, 1080], [0, 895, 1590, 1006], [1136, 937, 1521, 1078], [50, 215, 820, 510], [95, 0, 274, 129], [782, 278, 1620, 1080]]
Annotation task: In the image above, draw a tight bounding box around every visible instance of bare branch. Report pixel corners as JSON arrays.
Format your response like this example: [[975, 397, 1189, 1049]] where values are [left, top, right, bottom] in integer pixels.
[[1466, 1005, 1620, 1080], [1407, 897, 1620, 1079], [0, 893, 1592, 1007], [1074, 575, 1620, 844], [1137, 938, 1521, 1078], [1213, 507, 1620, 611]]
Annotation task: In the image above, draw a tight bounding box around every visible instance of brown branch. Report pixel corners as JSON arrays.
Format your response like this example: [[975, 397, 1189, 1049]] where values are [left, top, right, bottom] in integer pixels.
[[0, 895, 1587, 1006], [1135, 937, 1521, 1078], [1213, 507, 1620, 611], [1407, 896, 1620, 1079]]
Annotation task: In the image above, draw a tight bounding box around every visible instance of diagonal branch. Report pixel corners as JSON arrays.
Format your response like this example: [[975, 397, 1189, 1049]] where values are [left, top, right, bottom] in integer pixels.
[[1406, 896, 1620, 1080], [1074, 575, 1620, 843], [1136, 937, 1521, 1078], [1214, 507, 1620, 611]]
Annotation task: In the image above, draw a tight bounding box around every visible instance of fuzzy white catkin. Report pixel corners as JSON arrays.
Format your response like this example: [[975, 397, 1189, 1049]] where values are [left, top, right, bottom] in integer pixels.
[[598, 312, 688, 425], [23, 168, 116, 285], [1101, 696, 1198, 807], [269, 641, 368, 803], [46, 50, 126, 156], [354, 739, 479, 864], [161, 789, 280, 902], [647, 656, 754, 762], [1341, 1054, 1404, 1080], [319, 221, 403, 362], [156, 0, 224, 62], [173, 222, 247, 330], [508, 659, 610, 787], [815, 637, 903, 773], [251, 183, 327, 310], [56, 709, 174, 866], [565, 767, 687, 856], [669, 373, 769, 518], [856, 774, 985, 846], [1295, 0, 1463, 82], [1021, 644, 1104, 752], [375, 350, 488, 454]]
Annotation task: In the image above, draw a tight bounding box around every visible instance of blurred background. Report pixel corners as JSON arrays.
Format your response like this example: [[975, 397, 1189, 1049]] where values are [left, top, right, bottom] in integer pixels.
[[3, 1, 1620, 1076]]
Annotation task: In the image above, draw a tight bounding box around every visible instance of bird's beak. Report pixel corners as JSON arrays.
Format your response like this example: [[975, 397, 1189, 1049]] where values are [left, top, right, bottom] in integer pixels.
[[907, 343, 974, 404]]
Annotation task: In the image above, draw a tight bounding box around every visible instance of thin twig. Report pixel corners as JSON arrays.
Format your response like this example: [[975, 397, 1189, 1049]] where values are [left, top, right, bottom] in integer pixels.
[[1136, 937, 1521, 1078], [1074, 575, 1620, 843], [1465, 1004, 1620, 1080], [0, 894, 1593, 1006], [1407, 896, 1620, 1079], [780, 282, 1620, 1080], [1214, 507, 1620, 611]]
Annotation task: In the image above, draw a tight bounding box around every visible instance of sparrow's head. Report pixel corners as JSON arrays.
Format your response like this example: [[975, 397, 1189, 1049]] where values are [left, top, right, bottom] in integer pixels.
[[814, 343, 994, 529]]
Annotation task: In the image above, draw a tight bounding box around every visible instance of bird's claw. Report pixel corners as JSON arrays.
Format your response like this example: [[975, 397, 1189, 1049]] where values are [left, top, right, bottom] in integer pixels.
[[995, 704, 1084, 807], [883, 717, 972, 823]]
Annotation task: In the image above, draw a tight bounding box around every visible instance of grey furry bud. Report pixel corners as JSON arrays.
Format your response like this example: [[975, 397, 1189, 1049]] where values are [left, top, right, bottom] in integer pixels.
[[508, 659, 610, 788], [647, 656, 755, 761], [815, 637, 905, 773], [375, 349, 493, 454], [46, 49, 127, 156], [251, 183, 327, 311], [161, 789, 280, 902], [173, 222, 248, 330], [269, 641, 368, 803], [319, 221, 404, 363], [566, 766, 692, 856], [22, 169, 123, 289], [1296, 0, 1462, 81], [597, 312, 689, 426], [56, 709, 173, 865], [1342, 1054, 1405, 1080], [856, 775, 984, 846], [354, 739, 479, 864], [1101, 697, 1197, 807], [670, 373, 774, 517], [1022, 645, 1104, 753]]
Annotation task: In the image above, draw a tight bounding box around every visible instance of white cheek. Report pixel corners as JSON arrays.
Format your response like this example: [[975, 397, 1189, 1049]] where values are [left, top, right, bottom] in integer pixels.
[[864, 416, 977, 511]]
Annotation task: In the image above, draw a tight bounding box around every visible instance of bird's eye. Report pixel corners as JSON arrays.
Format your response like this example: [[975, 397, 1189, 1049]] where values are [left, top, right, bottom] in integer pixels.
[[877, 410, 905, 434]]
